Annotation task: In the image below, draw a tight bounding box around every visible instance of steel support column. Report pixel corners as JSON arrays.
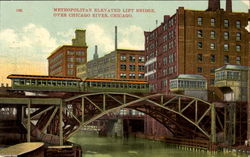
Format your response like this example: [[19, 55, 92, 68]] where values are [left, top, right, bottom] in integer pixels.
[[211, 103, 216, 143], [82, 97, 85, 122], [27, 99, 31, 142], [59, 99, 63, 146]]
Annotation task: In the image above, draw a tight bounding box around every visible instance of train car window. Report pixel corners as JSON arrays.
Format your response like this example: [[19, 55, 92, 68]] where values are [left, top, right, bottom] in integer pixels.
[[107, 82, 111, 88], [73, 82, 77, 86], [68, 82, 73, 86], [31, 80, 36, 85], [97, 82, 101, 87], [62, 81, 66, 86], [57, 81, 62, 86], [20, 80, 25, 85], [13, 79, 20, 85], [132, 84, 136, 88], [137, 84, 141, 89], [128, 83, 132, 88], [124, 83, 128, 88], [120, 83, 124, 88], [42, 81, 46, 86], [102, 82, 106, 87], [52, 81, 57, 86], [141, 84, 145, 89], [25, 80, 31, 85], [87, 81, 90, 87], [116, 83, 119, 88], [92, 82, 97, 87], [47, 81, 52, 86], [37, 80, 42, 86], [111, 83, 115, 88]]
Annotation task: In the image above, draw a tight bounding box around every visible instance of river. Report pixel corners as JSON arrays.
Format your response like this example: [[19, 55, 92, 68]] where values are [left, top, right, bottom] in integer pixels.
[[69, 132, 248, 157]]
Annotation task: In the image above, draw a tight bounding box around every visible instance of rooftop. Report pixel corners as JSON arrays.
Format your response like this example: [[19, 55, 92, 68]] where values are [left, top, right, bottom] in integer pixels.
[[173, 74, 206, 80], [215, 65, 249, 71]]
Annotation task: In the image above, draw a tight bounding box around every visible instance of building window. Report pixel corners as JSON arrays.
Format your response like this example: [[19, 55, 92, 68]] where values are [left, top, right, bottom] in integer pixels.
[[211, 18, 215, 26], [129, 65, 136, 71], [120, 73, 126, 79], [210, 68, 215, 73], [224, 32, 229, 40], [198, 42, 202, 49], [210, 54, 216, 63], [67, 57, 74, 62], [197, 54, 203, 62], [224, 55, 229, 64], [120, 56, 126, 61], [129, 73, 136, 79], [197, 30, 203, 38], [67, 51, 75, 55], [236, 45, 241, 52], [236, 20, 241, 29], [138, 56, 145, 62], [210, 31, 216, 39], [210, 43, 216, 50], [129, 56, 135, 62], [224, 44, 229, 51], [138, 73, 144, 79], [138, 65, 144, 71], [163, 57, 167, 65], [210, 79, 215, 85], [197, 67, 203, 73], [67, 64, 74, 68], [224, 19, 229, 27], [76, 58, 84, 63], [76, 51, 84, 56], [197, 17, 202, 25], [236, 56, 241, 65], [67, 69, 74, 75], [236, 32, 241, 41], [120, 64, 126, 70]]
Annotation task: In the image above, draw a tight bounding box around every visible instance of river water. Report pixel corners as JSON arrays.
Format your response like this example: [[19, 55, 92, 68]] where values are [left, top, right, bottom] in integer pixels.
[[69, 132, 248, 157]]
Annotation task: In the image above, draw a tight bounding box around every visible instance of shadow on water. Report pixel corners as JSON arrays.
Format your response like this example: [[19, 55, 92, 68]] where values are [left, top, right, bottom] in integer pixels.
[[69, 132, 248, 157]]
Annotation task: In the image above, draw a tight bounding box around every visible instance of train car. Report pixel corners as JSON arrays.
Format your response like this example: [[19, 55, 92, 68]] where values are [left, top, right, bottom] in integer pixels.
[[7, 74, 81, 92], [7, 74, 149, 93], [82, 78, 149, 93]]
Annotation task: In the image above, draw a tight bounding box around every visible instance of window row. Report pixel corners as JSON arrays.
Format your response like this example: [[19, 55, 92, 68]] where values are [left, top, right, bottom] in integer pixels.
[[197, 42, 241, 52], [67, 50, 85, 56], [120, 65, 145, 71], [120, 73, 145, 79], [85, 81, 148, 89], [67, 57, 85, 63], [170, 80, 206, 89], [197, 30, 241, 41], [197, 17, 241, 28], [215, 71, 240, 81], [13, 79, 78, 87], [120, 56, 145, 62]]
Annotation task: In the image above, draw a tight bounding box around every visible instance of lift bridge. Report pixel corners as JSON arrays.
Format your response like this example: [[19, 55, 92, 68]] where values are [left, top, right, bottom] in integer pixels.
[[0, 90, 223, 147]]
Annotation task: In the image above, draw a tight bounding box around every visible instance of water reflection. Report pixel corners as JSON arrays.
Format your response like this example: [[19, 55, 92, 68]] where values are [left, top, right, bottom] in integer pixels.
[[69, 132, 248, 157]]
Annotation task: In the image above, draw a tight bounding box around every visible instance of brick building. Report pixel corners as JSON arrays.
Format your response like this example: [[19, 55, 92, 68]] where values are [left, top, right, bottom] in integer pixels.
[[144, 0, 249, 99], [87, 49, 145, 80], [47, 29, 88, 77]]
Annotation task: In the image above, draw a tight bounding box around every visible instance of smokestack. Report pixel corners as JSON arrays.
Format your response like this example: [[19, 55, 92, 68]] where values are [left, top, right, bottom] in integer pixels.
[[207, 0, 220, 11], [115, 26, 117, 50], [226, 0, 232, 12], [93, 45, 99, 60]]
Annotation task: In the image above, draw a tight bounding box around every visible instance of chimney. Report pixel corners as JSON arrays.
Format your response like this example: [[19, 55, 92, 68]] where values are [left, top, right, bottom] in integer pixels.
[[93, 45, 99, 60], [115, 26, 117, 50], [226, 0, 232, 12], [207, 0, 220, 11]]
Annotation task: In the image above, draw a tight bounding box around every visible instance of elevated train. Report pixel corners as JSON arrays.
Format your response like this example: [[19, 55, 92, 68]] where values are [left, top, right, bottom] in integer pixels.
[[7, 74, 149, 93]]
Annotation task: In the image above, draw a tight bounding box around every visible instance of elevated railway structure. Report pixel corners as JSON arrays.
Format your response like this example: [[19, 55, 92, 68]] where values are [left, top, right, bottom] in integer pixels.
[[0, 74, 247, 148]]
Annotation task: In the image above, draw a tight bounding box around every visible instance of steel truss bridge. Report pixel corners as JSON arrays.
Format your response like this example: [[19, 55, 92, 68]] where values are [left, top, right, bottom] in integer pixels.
[[0, 92, 227, 146]]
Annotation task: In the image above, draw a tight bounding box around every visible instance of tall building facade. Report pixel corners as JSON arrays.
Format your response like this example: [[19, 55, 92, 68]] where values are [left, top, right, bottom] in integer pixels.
[[144, 0, 249, 99], [48, 29, 88, 77], [87, 49, 145, 80]]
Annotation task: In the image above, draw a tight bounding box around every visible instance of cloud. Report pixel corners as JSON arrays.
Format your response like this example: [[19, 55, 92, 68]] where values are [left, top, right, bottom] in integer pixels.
[[0, 24, 58, 83]]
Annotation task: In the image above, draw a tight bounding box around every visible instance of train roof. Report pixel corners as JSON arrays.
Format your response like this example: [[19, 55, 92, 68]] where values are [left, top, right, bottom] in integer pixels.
[[84, 78, 148, 84], [7, 74, 82, 81]]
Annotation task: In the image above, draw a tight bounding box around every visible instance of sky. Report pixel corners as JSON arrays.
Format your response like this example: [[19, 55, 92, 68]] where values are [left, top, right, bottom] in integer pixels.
[[0, 0, 249, 84]]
